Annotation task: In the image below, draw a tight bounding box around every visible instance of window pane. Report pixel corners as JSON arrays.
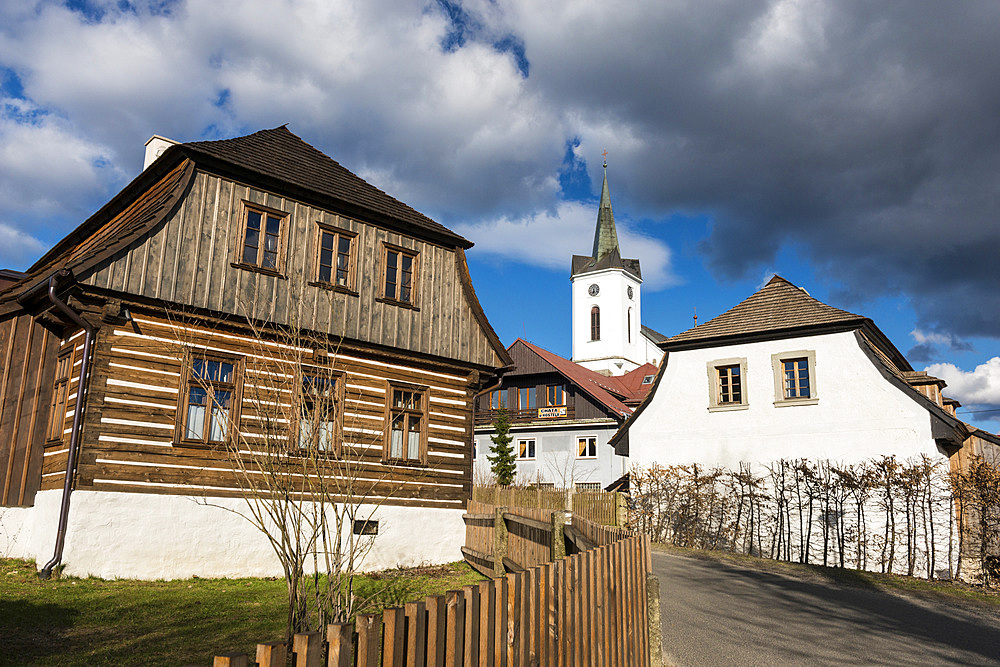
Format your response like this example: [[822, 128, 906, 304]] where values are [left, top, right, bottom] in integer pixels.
[[321, 231, 334, 251], [299, 418, 311, 450], [263, 251, 277, 269], [387, 251, 398, 269], [242, 244, 258, 265], [318, 262, 332, 284], [246, 210, 261, 230], [265, 216, 281, 236], [407, 416, 420, 460], [186, 387, 207, 440], [320, 247, 333, 270], [317, 420, 335, 452], [390, 419, 404, 459], [401, 255, 412, 272], [264, 232, 278, 252]]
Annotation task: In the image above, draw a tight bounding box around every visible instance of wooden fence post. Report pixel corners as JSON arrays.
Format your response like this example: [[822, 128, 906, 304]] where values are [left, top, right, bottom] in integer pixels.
[[616, 492, 629, 528], [327, 623, 355, 667], [356, 614, 382, 667], [293, 631, 322, 667], [213, 654, 249, 667], [404, 601, 427, 667], [647, 573, 663, 667], [551, 510, 568, 560], [255, 641, 286, 667], [494, 505, 508, 577]]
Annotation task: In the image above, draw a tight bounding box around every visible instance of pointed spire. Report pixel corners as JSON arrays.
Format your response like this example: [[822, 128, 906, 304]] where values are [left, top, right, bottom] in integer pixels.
[[592, 158, 620, 261]]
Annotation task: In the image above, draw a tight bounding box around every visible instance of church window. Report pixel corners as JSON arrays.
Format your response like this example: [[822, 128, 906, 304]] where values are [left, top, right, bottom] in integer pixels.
[[379, 243, 419, 307], [771, 351, 818, 406], [707, 358, 749, 411], [591, 306, 600, 341], [628, 308, 632, 343]]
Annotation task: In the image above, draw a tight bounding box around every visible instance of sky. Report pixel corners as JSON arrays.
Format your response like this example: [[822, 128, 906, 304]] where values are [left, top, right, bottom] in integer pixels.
[[2, 0, 1000, 430]]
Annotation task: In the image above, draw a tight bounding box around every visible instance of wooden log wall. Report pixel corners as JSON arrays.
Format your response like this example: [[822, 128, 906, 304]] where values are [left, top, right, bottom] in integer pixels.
[[0, 314, 62, 506], [214, 533, 654, 667], [62, 309, 474, 509], [80, 170, 504, 370]]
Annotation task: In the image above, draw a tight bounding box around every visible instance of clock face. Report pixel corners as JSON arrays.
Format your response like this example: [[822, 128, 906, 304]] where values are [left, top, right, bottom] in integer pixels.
[[627, 286, 634, 299], [588, 284, 600, 297]]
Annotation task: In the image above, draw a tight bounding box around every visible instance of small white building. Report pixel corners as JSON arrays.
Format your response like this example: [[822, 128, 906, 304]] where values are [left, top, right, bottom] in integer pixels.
[[613, 275, 999, 471]]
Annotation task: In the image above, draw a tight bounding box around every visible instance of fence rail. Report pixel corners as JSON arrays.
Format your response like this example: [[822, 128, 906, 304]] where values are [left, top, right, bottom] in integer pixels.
[[471, 486, 626, 528]]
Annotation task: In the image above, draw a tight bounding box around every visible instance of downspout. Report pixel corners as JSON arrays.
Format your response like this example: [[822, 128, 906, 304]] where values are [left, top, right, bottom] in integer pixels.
[[39, 271, 94, 579]]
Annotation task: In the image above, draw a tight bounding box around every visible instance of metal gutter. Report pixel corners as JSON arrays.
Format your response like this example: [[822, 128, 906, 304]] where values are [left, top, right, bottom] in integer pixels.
[[39, 271, 94, 579]]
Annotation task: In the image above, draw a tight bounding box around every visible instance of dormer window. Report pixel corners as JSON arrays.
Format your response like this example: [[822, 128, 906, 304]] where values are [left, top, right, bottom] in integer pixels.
[[642, 375, 655, 385]]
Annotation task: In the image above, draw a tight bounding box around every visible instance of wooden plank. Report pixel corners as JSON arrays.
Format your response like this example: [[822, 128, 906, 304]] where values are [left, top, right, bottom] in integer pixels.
[[356, 614, 382, 667], [476, 579, 494, 667], [444, 589, 464, 667], [327, 622, 354, 667], [404, 600, 426, 667], [462, 584, 479, 667], [383, 606, 405, 667], [214, 653, 249, 667], [256, 641, 287, 667], [425, 595, 446, 667], [293, 631, 322, 667]]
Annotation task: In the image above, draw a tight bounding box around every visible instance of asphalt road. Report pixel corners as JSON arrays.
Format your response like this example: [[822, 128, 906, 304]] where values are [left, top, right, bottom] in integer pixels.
[[653, 550, 1000, 666]]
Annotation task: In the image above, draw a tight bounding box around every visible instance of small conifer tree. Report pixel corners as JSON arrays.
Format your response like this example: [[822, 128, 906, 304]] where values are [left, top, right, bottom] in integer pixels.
[[487, 407, 517, 486]]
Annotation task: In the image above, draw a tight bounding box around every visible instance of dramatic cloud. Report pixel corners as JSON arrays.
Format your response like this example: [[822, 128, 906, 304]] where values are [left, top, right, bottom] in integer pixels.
[[926, 358, 1000, 408], [453, 201, 677, 289], [906, 329, 974, 364], [1, 0, 999, 343]]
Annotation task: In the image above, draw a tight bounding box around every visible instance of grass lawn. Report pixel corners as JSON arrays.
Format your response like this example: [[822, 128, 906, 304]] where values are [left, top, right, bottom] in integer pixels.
[[653, 542, 1000, 610], [0, 558, 483, 666]]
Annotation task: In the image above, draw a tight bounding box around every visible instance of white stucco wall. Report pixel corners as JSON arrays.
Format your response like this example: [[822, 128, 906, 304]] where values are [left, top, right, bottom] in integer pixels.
[[629, 330, 945, 470], [1, 490, 465, 580], [571, 268, 644, 374], [474, 422, 627, 489]]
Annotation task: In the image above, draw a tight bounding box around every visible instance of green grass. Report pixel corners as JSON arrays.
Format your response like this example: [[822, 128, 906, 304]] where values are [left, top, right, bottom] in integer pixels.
[[0, 558, 483, 666], [652, 542, 1000, 609]]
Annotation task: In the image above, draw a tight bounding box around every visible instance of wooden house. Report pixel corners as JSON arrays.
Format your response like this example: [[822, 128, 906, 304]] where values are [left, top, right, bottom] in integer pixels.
[[473, 338, 656, 489], [0, 127, 511, 579]]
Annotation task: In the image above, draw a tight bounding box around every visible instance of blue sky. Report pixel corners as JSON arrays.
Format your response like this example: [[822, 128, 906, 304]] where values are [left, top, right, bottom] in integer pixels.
[[3, 0, 1000, 430]]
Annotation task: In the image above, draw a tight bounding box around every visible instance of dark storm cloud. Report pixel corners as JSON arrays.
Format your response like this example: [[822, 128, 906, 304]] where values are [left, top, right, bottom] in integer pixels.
[[489, 0, 1000, 339]]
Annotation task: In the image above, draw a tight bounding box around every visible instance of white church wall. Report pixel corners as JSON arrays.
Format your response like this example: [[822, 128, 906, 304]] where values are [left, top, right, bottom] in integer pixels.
[[629, 330, 944, 471], [1, 490, 465, 579]]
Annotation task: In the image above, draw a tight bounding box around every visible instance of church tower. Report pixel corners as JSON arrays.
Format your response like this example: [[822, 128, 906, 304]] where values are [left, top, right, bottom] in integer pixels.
[[570, 162, 645, 375]]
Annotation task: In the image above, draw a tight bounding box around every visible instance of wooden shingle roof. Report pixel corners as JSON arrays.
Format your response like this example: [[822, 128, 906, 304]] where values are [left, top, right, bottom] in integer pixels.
[[663, 275, 866, 349], [180, 126, 471, 248]]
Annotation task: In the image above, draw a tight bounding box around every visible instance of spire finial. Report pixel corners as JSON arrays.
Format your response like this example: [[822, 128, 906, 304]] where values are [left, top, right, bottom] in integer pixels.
[[602, 149, 608, 168]]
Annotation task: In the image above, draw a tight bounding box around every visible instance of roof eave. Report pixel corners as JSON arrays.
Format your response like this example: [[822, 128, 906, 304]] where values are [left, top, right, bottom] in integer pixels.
[[658, 318, 870, 352]]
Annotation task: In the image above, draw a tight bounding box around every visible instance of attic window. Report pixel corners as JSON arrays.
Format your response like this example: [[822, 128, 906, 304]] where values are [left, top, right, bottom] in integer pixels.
[[379, 243, 419, 308], [312, 222, 357, 293], [642, 375, 655, 385], [236, 202, 288, 276]]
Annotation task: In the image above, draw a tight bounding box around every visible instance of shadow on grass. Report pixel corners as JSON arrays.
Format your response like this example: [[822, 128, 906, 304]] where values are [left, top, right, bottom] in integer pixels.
[[0, 599, 80, 665]]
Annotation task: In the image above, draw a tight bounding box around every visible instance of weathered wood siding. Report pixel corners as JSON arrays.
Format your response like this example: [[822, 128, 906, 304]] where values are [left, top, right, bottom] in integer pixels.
[[0, 315, 62, 505], [79, 170, 502, 370], [68, 310, 473, 509]]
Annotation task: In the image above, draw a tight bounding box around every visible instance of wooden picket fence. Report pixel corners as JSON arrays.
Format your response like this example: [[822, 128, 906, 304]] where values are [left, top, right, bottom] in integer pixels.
[[210, 501, 661, 666], [471, 485, 627, 528]]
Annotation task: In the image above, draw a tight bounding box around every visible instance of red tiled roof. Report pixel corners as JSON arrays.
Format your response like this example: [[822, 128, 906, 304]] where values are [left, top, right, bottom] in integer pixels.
[[514, 339, 657, 417]]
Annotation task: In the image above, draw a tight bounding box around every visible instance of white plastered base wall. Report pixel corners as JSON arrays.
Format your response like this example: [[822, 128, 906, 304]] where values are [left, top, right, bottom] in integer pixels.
[[1, 490, 465, 580]]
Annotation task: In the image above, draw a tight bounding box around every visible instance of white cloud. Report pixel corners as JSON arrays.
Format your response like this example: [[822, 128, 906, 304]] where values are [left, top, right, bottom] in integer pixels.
[[926, 358, 1000, 407], [453, 201, 677, 290], [0, 222, 47, 269]]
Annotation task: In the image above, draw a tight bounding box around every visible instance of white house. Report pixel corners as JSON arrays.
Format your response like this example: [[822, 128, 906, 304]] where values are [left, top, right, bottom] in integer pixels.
[[613, 275, 1000, 472]]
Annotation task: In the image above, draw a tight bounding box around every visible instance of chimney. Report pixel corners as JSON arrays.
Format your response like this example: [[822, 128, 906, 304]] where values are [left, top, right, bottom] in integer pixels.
[[143, 135, 179, 170]]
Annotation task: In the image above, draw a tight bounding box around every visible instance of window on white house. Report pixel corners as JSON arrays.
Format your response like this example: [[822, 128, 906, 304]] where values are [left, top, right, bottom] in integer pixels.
[[771, 351, 818, 407], [518, 438, 536, 460], [707, 358, 749, 411], [577, 435, 597, 458]]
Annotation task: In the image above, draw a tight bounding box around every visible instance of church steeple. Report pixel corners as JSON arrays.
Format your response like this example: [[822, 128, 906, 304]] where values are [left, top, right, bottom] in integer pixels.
[[592, 161, 620, 261]]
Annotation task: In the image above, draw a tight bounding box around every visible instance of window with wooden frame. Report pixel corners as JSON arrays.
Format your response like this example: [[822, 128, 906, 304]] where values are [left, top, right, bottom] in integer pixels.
[[384, 382, 428, 464], [379, 243, 419, 308], [546, 384, 566, 407], [517, 438, 536, 460], [178, 354, 240, 446], [590, 306, 601, 341], [577, 435, 598, 458], [297, 370, 344, 455], [489, 388, 508, 410], [235, 202, 288, 275], [771, 350, 818, 407], [46, 350, 73, 443], [312, 222, 357, 292], [707, 358, 748, 411], [517, 387, 536, 411]]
